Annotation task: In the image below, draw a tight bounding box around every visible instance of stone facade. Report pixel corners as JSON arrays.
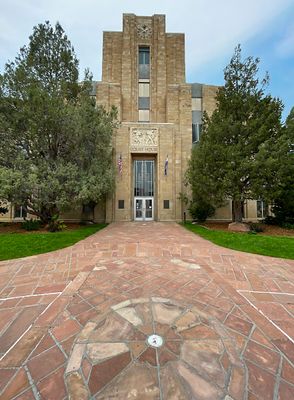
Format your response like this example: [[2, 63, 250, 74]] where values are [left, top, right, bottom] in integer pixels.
[[97, 13, 220, 222], [0, 13, 266, 223]]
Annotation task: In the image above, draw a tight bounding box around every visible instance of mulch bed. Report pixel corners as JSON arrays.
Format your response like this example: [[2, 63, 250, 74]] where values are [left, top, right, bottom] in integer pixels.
[[0, 222, 82, 234], [202, 222, 294, 237], [1, 221, 293, 237]]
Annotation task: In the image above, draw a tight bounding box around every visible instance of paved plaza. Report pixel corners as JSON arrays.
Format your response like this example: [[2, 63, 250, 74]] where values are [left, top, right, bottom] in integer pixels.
[[0, 222, 293, 399]]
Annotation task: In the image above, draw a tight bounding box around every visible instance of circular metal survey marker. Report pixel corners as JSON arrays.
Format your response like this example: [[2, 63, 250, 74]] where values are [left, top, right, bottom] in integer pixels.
[[147, 334, 163, 348]]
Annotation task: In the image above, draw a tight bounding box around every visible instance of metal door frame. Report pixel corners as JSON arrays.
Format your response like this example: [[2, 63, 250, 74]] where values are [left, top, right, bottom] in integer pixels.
[[134, 197, 154, 221]]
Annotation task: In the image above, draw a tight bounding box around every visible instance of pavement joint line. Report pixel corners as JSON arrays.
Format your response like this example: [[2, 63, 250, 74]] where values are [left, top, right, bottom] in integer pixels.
[[273, 354, 283, 400], [238, 291, 294, 344], [0, 292, 62, 301], [0, 322, 33, 362], [44, 291, 63, 313], [238, 290, 294, 296], [66, 247, 73, 282], [24, 365, 41, 400], [49, 330, 68, 359], [149, 298, 163, 400], [240, 322, 256, 358], [222, 304, 237, 325], [0, 287, 66, 362]]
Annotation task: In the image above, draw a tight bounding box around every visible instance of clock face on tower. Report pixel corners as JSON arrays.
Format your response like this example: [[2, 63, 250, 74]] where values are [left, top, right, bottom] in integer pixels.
[[137, 23, 152, 39]]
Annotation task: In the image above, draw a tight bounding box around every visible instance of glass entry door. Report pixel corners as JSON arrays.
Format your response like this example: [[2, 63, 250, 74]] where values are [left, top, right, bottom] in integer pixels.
[[134, 197, 153, 221], [133, 160, 155, 221]]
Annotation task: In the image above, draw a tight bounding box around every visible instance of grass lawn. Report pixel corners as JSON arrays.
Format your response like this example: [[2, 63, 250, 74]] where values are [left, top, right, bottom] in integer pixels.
[[183, 223, 294, 260], [0, 224, 107, 261]]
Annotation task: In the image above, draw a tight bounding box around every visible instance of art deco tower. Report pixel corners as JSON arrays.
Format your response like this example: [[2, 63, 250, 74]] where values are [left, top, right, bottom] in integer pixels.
[[96, 14, 218, 222]]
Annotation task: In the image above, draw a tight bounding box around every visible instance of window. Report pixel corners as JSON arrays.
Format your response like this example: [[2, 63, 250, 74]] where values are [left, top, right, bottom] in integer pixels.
[[118, 200, 124, 209], [192, 123, 202, 143], [138, 110, 150, 122], [14, 205, 27, 219], [138, 97, 150, 110], [139, 47, 150, 79], [163, 200, 170, 209], [139, 83, 150, 97], [257, 200, 268, 219], [139, 47, 150, 65], [138, 48, 150, 121], [192, 98, 202, 111], [138, 83, 150, 109], [134, 160, 154, 197]]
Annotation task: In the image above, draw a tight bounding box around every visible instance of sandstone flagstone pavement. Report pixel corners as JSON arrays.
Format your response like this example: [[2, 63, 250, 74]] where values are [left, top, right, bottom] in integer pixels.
[[0, 222, 293, 399]]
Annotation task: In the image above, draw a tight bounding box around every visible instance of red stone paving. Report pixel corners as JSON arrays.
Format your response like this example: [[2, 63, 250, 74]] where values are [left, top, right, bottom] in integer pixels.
[[0, 221, 293, 399]]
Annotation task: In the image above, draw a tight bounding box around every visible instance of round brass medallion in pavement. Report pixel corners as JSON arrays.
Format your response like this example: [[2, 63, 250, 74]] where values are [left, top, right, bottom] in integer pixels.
[[65, 297, 246, 399]]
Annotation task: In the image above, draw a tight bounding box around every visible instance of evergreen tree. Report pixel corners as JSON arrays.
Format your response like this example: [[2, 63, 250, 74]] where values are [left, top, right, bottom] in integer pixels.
[[269, 107, 294, 224], [0, 22, 116, 224], [186, 45, 283, 222]]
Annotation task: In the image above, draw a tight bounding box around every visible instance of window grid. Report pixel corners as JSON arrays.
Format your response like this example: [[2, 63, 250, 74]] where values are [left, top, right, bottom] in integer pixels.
[[134, 160, 154, 197], [138, 47, 150, 121]]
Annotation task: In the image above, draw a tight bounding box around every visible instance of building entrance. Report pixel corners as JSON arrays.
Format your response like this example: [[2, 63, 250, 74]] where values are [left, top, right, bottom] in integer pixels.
[[134, 197, 153, 221], [133, 160, 154, 221]]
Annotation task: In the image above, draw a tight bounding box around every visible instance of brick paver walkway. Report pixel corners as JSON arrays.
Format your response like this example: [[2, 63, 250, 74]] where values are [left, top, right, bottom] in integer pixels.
[[0, 222, 293, 399]]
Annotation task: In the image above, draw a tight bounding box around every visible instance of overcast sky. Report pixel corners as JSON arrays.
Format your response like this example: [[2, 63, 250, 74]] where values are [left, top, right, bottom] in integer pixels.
[[1, 0, 293, 119]]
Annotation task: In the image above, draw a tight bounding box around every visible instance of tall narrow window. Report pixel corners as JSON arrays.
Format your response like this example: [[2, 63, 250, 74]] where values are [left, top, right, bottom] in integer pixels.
[[139, 46, 150, 79], [192, 123, 202, 143], [138, 47, 150, 121], [257, 200, 268, 219], [138, 83, 150, 109], [191, 84, 203, 143]]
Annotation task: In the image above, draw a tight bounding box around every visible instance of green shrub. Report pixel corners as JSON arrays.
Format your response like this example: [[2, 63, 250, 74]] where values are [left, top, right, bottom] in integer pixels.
[[249, 222, 264, 233], [48, 215, 66, 232], [281, 222, 294, 230], [21, 219, 41, 231], [264, 216, 294, 229], [263, 216, 278, 225], [189, 201, 215, 222]]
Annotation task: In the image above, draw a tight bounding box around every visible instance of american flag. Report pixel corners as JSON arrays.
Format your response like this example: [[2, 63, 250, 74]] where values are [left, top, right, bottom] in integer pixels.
[[164, 155, 168, 176], [118, 154, 123, 175]]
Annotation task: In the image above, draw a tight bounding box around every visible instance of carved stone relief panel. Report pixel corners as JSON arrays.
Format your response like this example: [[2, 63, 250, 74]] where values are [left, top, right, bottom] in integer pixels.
[[130, 128, 158, 153]]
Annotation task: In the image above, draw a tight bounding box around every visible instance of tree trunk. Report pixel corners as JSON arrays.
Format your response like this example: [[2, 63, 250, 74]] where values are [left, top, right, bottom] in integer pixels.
[[232, 200, 243, 223], [39, 206, 59, 225]]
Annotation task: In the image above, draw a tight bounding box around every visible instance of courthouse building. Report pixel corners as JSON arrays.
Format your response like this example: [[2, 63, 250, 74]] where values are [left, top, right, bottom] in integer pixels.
[[97, 12, 218, 223], [1, 14, 266, 223]]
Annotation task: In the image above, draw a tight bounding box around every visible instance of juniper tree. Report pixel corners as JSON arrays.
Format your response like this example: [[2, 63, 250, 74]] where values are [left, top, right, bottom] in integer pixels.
[[186, 45, 283, 222], [0, 22, 116, 224], [260, 107, 294, 224]]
